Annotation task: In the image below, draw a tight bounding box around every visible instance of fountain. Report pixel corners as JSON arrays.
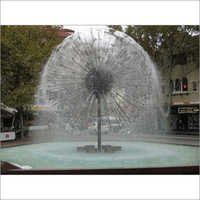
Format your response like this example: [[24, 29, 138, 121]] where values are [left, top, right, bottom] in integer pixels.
[[36, 29, 165, 152]]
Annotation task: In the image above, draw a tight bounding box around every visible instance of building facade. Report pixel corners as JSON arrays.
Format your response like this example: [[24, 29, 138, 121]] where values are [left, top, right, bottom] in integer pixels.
[[160, 50, 199, 133]]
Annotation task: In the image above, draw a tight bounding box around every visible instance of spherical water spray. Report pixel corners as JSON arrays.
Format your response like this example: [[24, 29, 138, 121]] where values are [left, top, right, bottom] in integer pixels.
[[37, 29, 166, 152]]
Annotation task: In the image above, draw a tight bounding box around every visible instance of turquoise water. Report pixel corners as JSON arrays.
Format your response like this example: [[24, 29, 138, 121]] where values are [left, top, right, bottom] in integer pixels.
[[0, 142, 199, 169]]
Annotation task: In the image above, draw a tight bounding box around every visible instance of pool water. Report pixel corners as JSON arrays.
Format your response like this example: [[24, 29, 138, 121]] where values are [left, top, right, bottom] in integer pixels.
[[0, 142, 199, 169]]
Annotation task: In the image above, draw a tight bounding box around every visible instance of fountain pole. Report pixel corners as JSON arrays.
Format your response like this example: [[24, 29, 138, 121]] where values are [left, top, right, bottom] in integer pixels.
[[97, 95, 102, 152]]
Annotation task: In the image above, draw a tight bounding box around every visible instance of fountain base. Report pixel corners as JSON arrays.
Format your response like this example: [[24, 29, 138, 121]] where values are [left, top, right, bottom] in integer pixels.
[[77, 145, 122, 153]]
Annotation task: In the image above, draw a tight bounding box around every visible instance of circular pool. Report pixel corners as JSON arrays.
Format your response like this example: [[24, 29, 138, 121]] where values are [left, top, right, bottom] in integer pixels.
[[0, 141, 198, 170]]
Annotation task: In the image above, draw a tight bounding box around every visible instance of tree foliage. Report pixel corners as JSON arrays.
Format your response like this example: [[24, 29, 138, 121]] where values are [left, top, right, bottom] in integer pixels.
[[1, 26, 63, 108], [109, 25, 199, 67]]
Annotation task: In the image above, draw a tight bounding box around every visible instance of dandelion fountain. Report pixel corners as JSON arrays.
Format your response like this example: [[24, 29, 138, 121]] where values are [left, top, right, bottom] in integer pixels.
[[38, 29, 163, 153]]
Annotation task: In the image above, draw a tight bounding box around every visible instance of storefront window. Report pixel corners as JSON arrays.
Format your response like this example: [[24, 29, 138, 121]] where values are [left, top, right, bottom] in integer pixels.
[[175, 79, 181, 91], [182, 77, 188, 91], [188, 115, 199, 130]]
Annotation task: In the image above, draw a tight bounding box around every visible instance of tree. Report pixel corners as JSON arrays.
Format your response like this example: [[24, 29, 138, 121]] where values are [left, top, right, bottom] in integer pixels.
[[108, 25, 199, 68], [1, 26, 63, 108]]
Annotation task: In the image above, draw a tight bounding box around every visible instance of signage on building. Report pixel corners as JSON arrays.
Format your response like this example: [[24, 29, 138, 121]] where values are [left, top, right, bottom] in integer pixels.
[[178, 106, 199, 114]]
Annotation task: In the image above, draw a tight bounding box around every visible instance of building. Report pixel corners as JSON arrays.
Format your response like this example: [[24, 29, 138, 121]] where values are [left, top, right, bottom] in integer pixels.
[[160, 38, 199, 132]]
